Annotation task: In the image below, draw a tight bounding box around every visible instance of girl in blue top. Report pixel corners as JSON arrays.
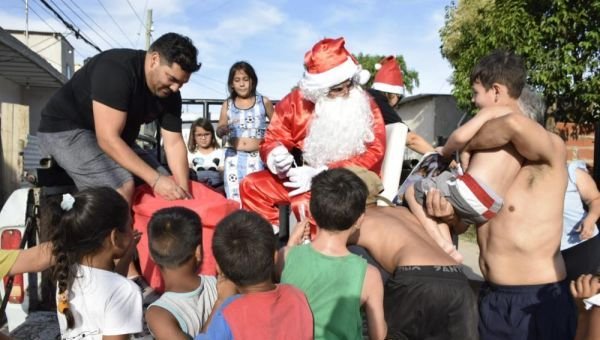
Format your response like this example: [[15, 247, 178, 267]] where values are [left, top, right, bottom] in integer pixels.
[[217, 61, 273, 202]]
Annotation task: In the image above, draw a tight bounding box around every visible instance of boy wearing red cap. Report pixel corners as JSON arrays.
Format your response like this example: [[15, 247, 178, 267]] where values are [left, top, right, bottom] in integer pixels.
[[368, 56, 434, 155]]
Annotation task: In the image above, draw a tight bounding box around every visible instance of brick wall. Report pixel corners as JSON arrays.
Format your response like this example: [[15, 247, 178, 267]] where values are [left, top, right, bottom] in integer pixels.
[[554, 122, 595, 167]]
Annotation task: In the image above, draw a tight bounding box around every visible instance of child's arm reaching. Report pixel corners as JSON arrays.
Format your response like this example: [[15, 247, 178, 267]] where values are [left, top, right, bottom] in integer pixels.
[[441, 107, 510, 158], [114, 230, 142, 277], [275, 219, 311, 279], [8, 242, 53, 276]]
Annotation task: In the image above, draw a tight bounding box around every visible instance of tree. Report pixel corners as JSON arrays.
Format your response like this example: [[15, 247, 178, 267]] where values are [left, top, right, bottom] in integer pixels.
[[354, 53, 420, 94], [440, 0, 600, 123]]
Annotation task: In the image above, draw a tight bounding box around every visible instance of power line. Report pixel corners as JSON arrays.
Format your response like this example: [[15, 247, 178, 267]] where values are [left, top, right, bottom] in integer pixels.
[[189, 77, 226, 97], [37, 0, 102, 52], [45, 0, 100, 50], [47, 0, 76, 26], [58, 0, 116, 49], [66, 0, 122, 48], [125, 0, 145, 27], [134, 0, 149, 48], [95, 0, 135, 47]]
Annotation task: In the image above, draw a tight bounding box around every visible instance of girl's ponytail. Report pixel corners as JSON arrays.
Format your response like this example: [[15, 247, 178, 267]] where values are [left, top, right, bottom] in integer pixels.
[[52, 231, 75, 328], [49, 194, 76, 328], [48, 189, 129, 330]]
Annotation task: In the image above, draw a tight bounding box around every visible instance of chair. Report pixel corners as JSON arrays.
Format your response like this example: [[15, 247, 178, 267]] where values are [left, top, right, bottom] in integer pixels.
[[378, 123, 408, 206]]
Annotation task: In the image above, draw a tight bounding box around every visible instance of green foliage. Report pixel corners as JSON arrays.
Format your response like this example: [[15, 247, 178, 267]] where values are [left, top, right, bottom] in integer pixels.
[[440, 0, 600, 122], [353, 53, 420, 94]]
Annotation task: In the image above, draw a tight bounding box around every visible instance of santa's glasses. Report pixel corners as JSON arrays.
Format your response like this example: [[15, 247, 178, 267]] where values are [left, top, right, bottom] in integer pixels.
[[327, 79, 354, 97]]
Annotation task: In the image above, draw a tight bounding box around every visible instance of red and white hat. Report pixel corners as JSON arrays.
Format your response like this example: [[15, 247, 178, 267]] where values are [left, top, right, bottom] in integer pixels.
[[371, 56, 405, 95], [299, 37, 370, 92]]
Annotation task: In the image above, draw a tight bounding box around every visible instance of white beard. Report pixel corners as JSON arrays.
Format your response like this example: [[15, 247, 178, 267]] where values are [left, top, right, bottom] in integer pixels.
[[303, 87, 375, 168]]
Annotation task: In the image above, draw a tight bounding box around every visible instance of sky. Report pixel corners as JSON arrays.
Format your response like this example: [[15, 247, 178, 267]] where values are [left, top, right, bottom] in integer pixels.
[[0, 0, 455, 111]]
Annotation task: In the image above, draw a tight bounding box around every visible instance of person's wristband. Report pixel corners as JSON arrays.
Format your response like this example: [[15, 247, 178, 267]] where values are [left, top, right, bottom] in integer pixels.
[[152, 174, 162, 190]]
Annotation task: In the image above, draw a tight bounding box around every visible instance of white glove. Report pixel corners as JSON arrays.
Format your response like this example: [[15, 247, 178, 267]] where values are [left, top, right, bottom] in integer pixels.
[[283, 166, 327, 197], [267, 145, 294, 177]]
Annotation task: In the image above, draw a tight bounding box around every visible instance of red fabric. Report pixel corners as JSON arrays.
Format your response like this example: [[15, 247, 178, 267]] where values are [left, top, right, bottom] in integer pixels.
[[223, 284, 313, 340], [304, 37, 350, 74], [132, 179, 239, 292], [240, 171, 314, 230], [373, 56, 404, 87], [459, 173, 497, 220], [246, 89, 386, 226], [260, 88, 386, 173]]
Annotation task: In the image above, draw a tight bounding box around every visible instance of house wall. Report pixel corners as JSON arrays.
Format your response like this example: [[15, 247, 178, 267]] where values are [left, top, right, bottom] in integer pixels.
[[397, 99, 436, 144], [0, 77, 21, 104], [554, 122, 595, 167], [21, 86, 56, 133], [396, 95, 465, 160], [1, 76, 56, 134], [10, 32, 74, 77]]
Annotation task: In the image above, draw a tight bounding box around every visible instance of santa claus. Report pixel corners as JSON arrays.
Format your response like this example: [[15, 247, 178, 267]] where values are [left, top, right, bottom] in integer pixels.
[[240, 37, 386, 228]]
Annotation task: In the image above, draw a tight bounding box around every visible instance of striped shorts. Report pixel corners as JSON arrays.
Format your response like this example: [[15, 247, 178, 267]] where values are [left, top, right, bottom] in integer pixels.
[[414, 171, 503, 225]]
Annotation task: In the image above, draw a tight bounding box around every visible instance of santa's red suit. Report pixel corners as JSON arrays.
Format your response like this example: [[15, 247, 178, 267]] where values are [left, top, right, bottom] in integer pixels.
[[240, 88, 386, 226]]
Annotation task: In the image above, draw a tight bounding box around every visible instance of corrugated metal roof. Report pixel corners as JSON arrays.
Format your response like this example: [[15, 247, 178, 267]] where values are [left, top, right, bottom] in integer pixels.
[[0, 27, 67, 88]]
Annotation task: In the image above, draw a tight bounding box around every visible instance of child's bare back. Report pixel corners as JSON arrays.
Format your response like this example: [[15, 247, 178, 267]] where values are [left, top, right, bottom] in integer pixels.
[[351, 206, 457, 271], [465, 146, 522, 197], [458, 106, 523, 197]]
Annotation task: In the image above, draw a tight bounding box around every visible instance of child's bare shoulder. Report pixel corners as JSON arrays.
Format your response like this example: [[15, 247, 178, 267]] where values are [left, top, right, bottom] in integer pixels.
[[476, 106, 513, 119]]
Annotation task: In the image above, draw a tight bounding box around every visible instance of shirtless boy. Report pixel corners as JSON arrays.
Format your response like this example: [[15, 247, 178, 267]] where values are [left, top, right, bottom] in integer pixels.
[[428, 51, 575, 339], [350, 204, 478, 340], [405, 50, 529, 264], [340, 167, 477, 339]]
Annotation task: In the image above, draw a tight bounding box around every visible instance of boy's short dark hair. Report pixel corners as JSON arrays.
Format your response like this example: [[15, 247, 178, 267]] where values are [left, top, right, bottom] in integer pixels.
[[149, 32, 201, 73], [310, 168, 368, 231], [148, 207, 202, 269], [470, 50, 526, 99], [212, 211, 277, 287]]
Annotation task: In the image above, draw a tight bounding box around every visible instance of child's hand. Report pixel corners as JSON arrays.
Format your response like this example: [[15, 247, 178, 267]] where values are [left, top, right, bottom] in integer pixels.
[[571, 274, 600, 300], [216, 126, 230, 138], [131, 230, 142, 245], [460, 149, 471, 170], [434, 146, 444, 155], [287, 219, 311, 247], [125, 230, 142, 256]]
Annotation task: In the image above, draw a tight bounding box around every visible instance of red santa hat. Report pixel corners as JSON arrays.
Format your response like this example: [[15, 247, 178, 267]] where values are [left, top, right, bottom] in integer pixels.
[[371, 56, 405, 95], [300, 37, 370, 91]]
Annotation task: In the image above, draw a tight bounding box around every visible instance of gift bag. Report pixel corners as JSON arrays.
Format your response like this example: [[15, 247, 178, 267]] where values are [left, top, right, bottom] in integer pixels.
[[132, 179, 239, 292]]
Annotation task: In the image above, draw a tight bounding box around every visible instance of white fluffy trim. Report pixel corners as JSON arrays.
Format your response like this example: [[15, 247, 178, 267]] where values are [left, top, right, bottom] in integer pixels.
[[371, 82, 405, 95], [300, 56, 359, 91]]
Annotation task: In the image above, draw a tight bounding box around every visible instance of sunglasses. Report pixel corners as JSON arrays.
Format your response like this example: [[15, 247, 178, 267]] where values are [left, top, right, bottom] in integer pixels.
[[328, 79, 354, 96]]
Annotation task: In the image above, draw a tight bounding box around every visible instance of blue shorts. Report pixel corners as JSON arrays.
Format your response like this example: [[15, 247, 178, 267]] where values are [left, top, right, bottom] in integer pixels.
[[478, 280, 577, 340]]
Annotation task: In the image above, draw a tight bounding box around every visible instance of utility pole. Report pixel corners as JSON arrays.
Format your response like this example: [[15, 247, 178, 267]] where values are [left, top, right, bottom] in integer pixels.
[[25, 0, 29, 46], [141, 9, 158, 153], [145, 9, 153, 49]]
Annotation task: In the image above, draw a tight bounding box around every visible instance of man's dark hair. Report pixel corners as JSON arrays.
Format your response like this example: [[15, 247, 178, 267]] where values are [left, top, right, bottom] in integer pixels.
[[212, 211, 276, 287], [470, 50, 526, 99], [149, 32, 200, 73], [310, 168, 368, 231], [148, 207, 202, 268]]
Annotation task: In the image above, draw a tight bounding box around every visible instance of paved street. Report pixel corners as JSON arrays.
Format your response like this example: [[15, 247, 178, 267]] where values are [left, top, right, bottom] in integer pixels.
[[459, 237, 483, 281]]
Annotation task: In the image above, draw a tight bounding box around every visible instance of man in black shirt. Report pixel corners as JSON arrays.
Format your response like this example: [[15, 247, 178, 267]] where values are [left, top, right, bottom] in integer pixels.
[[38, 33, 201, 203]]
